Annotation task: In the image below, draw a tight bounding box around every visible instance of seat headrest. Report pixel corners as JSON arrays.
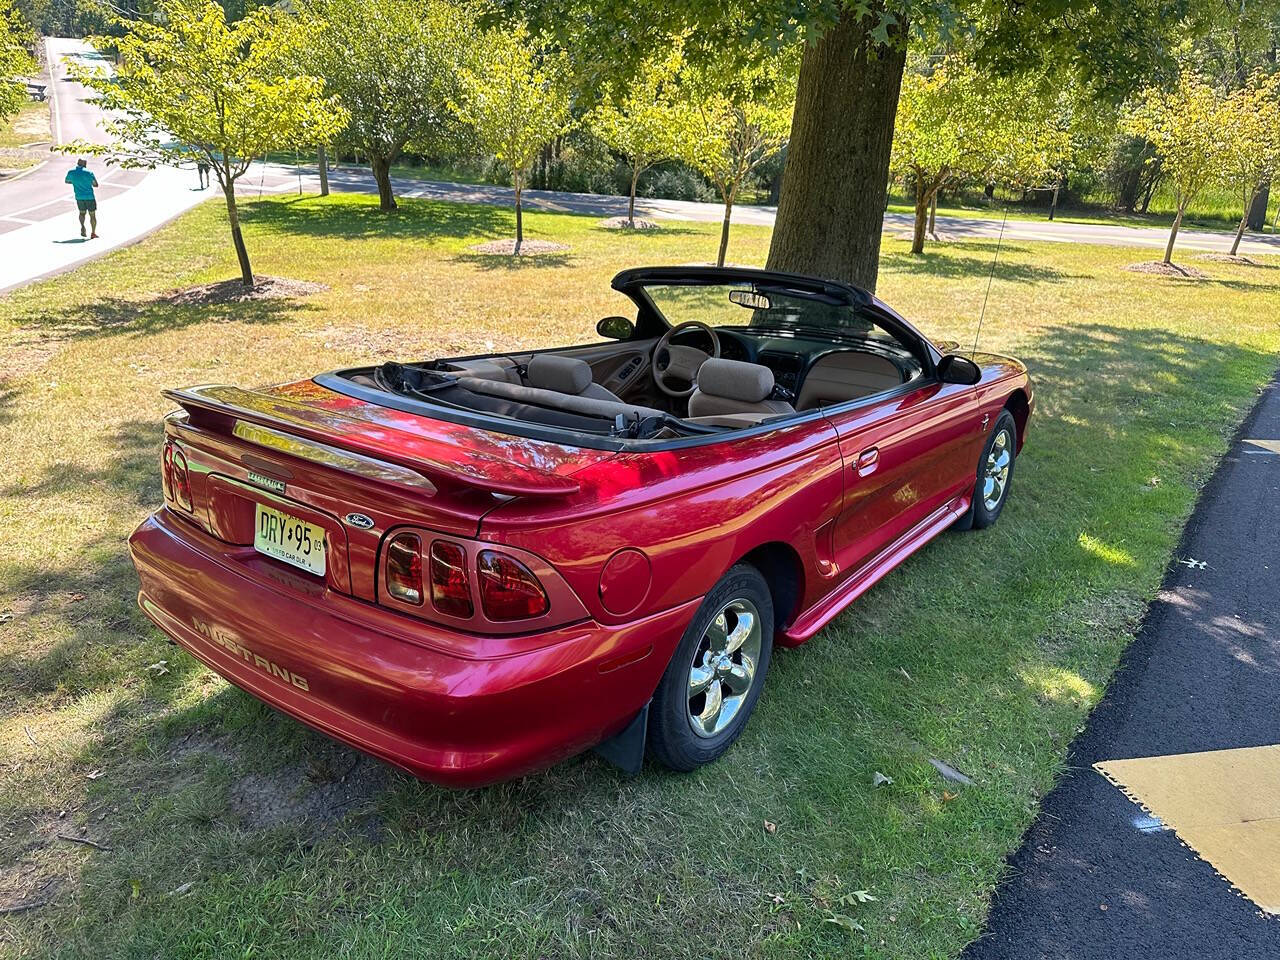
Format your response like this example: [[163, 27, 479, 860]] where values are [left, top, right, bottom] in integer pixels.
[[695, 358, 774, 403], [526, 354, 592, 395]]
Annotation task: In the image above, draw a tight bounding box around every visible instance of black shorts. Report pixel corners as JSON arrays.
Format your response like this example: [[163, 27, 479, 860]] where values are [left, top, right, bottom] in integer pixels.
[[76, 198, 97, 212]]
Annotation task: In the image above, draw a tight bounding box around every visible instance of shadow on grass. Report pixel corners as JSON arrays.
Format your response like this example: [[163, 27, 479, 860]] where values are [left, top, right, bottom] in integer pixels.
[[240, 194, 509, 242], [881, 245, 1083, 284], [3, 286, 312, 342], [449, 251, 576, 271]]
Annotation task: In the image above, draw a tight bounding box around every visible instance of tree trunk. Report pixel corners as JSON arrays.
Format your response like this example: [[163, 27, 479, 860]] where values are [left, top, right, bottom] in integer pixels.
[[1164, 203, 1185, 265], [223, 182, 253, 287], [1247, 180, 1269, 230], [370, 155, 396, 211], [1139, 179, 1156, 214], [911, 177, 929, 255], [514, 175, 524, 255], [1230, 212, 1248, 257], [318, 145, 329, 197], [984, 182, 995, 200], [716, 183, 736, 267], [765, 5, 908, 292], [928, 191, 937, 237], [628, 165, 639, 227], [1048, 177, 1061, 221]]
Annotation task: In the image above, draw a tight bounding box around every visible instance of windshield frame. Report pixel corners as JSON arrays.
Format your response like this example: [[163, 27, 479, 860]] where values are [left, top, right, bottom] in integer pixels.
[[610, 266, 940, 372]]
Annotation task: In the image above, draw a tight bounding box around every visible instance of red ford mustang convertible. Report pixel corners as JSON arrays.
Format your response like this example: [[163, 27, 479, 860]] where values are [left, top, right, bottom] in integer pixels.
[[129, 266, 1032, 786]]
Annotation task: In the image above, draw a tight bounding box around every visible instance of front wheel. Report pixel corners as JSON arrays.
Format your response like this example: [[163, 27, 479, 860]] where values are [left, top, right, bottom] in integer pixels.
[[954, 410, 1017, 531], [647, 564, 774, 772]]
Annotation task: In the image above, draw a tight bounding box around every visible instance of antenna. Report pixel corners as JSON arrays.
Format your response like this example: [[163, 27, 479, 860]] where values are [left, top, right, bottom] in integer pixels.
[[972, 207, 1009, 355]]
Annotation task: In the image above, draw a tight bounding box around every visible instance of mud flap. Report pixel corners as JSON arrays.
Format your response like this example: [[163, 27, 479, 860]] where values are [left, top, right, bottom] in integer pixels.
[[592, 701, 649, 775]]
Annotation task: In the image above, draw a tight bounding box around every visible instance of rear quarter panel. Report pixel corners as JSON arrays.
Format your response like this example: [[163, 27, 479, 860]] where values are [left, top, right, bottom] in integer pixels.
[[480, 416, 844, 631]]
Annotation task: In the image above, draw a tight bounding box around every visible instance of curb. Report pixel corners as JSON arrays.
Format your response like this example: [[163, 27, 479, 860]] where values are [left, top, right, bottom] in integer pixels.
[[0, 159, 49, 184]]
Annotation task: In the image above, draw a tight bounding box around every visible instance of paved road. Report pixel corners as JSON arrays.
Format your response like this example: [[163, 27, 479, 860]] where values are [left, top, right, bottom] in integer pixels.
[[965, 378, 1280, 959], [2, 38, 1277, 295], [304, 166, 1280, 258], [0, 38, 315, 294], [0, 38, 124, 224]]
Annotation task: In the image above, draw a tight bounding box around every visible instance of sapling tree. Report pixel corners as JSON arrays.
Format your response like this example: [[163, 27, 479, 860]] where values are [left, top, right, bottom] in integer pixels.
[[1218, 71, 1280, 256], [1125, 72, 1227, 265], [891, 56, 1068, 254], [681, 61, 792, 267], [587, 46, 696, 228], [65, 0, 344, 286], [453, 24, 574, 254], [0, 0, 36, 125], [295, 0, 470, 212]]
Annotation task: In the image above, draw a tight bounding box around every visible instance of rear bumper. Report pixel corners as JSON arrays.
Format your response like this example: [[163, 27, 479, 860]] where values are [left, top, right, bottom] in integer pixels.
[[129, 510, 697, 787]]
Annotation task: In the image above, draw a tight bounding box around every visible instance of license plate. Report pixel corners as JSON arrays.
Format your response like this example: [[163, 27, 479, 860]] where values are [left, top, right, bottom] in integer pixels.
[[253, 503, 326, 577]]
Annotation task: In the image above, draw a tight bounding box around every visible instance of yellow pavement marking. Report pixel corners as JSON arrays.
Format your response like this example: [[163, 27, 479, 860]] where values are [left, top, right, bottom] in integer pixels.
[[1096, 745, 1280, 913]]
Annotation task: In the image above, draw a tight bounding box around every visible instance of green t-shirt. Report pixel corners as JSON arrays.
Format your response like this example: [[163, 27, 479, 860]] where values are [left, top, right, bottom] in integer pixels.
[[65, 167, 97, 201]]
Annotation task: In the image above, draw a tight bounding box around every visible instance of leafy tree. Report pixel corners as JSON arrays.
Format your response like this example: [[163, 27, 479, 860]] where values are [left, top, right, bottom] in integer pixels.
[[66, 0, 344, 285], [679, 59, 791, 267], [1125, 72, 1227, 264], [505, 0, 1201, 291], [295, 0, 470, 212], [891, 57, 1077, 253], [1217, 71, 1280, 255], [1, 0, 36, 126], [587, 46, 696, 228], [453, 24, 574, 254]]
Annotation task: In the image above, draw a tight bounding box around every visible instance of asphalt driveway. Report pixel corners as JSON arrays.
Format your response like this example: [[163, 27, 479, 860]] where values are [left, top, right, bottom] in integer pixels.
[[965, 375, 1280, 959]]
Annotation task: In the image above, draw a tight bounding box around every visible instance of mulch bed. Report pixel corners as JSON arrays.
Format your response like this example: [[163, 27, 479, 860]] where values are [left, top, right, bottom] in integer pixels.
[[162, 276, 327, 306], [468, 239, 569, 256], [1198, 253, 1261, 266], [1124, 260, 1209, 279], [598, 216, 661, 230]]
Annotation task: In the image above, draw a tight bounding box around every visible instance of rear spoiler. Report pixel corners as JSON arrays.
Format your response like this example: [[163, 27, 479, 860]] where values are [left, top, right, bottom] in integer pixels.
[[164, 385, 582, 498]]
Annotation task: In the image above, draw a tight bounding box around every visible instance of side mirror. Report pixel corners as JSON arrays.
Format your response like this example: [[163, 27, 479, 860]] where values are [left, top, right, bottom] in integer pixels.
[[596, 315, 635, 340], [937, 354, 981, 385]]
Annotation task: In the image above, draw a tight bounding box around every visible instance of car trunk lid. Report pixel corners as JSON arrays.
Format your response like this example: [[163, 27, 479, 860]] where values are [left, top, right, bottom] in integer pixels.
[[162, 379, 615, 602]]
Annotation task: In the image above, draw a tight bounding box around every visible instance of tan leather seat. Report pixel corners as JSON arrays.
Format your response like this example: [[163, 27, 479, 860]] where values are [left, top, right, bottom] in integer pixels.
[[526, 354, 623, 403], [688, 359, 794, 421], [797, 352, 903, 410]]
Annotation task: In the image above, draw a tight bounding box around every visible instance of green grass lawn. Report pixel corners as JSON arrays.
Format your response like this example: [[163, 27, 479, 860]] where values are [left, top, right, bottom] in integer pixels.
[[0, 101, 52, 170], [1, 195, 1278, 958], [884, 193, 1278, 235]]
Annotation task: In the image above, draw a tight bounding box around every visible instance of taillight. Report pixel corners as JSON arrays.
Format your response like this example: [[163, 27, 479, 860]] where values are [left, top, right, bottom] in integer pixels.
[[477, 550, 548, 621], [429, 540, 473, 618], [386, 533, 423, 605], [161, 444, 173, 500], [165, 442, 192, 511]]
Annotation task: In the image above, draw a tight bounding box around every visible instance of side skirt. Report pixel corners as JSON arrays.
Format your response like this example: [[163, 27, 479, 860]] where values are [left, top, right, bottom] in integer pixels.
[[780, 496, 970, 645]]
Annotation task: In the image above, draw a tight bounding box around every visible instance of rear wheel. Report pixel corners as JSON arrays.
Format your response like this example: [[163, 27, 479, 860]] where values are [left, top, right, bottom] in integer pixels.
[[954, 410, 1017, 531], [648, 564, 774, 772]]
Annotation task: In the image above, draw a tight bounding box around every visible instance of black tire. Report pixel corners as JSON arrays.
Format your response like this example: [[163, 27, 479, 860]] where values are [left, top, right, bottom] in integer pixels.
[[648, 563, 774, 772], [954, 409, 1017, 531]]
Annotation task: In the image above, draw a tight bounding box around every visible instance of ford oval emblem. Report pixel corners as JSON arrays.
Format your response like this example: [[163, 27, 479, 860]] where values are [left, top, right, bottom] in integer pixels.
[[344, 512, 375, 530]]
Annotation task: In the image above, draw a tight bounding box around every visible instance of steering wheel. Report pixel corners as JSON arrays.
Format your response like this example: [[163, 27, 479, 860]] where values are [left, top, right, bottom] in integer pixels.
[[652, 321, 721, 398]]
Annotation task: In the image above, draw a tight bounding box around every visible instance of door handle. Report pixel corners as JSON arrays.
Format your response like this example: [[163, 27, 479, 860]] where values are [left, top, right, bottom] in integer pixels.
[[856, 447, 880, 477]]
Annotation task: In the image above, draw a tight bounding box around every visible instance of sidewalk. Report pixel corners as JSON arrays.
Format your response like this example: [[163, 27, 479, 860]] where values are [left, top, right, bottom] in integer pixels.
[[0, 164, 302, 295], [965, 376, 1280, 959]]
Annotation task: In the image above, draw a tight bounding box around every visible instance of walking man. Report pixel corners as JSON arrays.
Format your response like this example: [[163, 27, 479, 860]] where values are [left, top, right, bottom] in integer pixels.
[[196, 158, 211, 189], [65, 158, 99, 239]]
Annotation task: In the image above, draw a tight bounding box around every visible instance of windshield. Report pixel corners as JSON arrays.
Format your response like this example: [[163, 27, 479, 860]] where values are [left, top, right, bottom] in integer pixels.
[[641, 281, 894, 341]]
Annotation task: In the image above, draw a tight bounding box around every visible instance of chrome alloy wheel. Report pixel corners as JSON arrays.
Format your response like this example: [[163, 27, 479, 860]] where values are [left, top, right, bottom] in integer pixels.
[[687, 598, 763, 739], [983, 427, 1013, 511]]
